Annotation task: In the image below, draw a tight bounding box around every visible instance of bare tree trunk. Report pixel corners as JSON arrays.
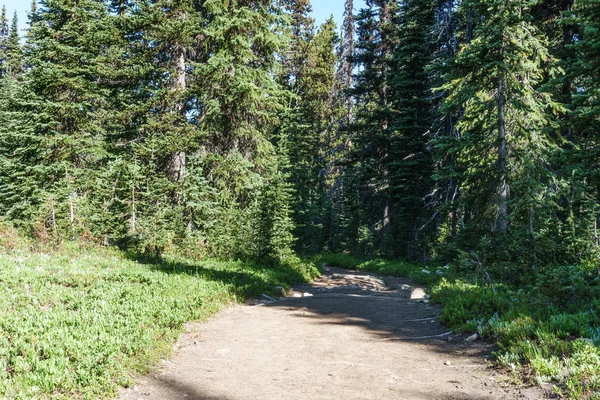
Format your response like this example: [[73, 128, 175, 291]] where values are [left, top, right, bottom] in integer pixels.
[[167, 43, 187, 184], [50, 196, 58, 240], [496, 70, 509, 232], [343, 0, 354, 128], [68, 192, 76, 240], [380, 1, 392, 241], [130, 185, 136, 234]]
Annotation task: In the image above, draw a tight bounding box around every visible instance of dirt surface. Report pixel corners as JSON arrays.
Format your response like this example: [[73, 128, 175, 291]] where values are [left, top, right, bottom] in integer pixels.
[[119, 267, 544, 400]]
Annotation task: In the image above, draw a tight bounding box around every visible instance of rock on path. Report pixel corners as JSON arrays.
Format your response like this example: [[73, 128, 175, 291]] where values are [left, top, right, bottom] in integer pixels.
[[119, 267, 543, 400]]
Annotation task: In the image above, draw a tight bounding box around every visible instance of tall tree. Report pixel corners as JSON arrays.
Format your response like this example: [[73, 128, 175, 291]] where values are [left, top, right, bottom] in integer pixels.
[[5, 12, 22, 79], [439, 0, 560, 237], [387, 0, 436, 258], [348, 0, 399, 255], [0, 5, 8, 76]]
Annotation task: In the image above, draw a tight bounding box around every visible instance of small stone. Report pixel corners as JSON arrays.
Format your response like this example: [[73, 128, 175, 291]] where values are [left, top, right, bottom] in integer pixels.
[[293, 293, 302, 298], [465, 333, 479, 342], [411, 287, 426, 300], [445, 361, 452, 366], [303, 292, 313, 297], [274, 286, 286, 297], [260, 294, 277, 302], [422, 299, 430, 304], [421, 269, 431, 274], [447, 336, 454, 342]]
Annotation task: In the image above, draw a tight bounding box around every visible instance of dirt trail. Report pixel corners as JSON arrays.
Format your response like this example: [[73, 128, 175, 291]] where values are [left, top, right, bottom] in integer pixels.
[[119, 267, 543, 400]]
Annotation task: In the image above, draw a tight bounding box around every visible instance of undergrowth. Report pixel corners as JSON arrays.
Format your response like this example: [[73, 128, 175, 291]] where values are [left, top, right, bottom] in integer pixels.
[[317, 253, 600, 399], [0, 243, 317, 399]]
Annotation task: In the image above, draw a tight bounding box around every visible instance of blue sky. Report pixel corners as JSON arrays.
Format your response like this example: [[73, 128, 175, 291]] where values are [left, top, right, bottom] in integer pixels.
[[312, 0, 367, 27], [3, 0, 368, 33], [2, 0, 28, 33]]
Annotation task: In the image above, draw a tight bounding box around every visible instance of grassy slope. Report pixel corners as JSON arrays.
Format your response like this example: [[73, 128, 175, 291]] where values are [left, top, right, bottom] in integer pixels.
[[0, 246, 317, 399], [316, 253, 600, 399]]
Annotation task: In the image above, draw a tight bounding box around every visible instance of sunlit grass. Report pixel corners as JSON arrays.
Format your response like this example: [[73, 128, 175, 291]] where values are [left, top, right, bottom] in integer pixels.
[[0, 247, 316, 399]]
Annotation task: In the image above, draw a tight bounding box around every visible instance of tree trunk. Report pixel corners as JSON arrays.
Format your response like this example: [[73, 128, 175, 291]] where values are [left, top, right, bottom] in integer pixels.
[[167, 44, 187, 183], [380, 1, 392, 241], [343, 0, 354, 129], [496, 70, 509, 232], [130, 185, 136, 234]]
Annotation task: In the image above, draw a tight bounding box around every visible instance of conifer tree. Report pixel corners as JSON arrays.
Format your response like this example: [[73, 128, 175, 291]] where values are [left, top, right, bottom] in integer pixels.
[[339, 0, 355, 127], [565, 0, 600, 252], [0, 5, 8, 76], [388, 0, 435, 258], [21, 0, 117, 239], [349, 0, 399, 255], [5, 12, 22, 79], [290, 17, 341, 252], [440, 0, 560, 238]]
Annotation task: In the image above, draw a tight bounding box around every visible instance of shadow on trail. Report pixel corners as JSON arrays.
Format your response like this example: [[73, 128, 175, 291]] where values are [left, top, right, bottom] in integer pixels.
[[149, 377, 227, 400], [120, 266, 540, 400], [266, 268, 452, 342], [124, 253, 308, 299]]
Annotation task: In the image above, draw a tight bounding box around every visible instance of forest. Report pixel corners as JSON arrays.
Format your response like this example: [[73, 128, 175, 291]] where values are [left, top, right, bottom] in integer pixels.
[[0, 0, 599, 398]]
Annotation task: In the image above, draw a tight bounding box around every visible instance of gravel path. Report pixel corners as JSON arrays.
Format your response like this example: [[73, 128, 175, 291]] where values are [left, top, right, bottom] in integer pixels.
[[119, 267, 543, 400]]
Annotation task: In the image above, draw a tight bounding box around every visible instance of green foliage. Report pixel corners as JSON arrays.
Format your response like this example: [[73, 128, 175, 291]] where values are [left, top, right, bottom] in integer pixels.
[[429, 264, 600, 398], [0, 246, 316, 399]]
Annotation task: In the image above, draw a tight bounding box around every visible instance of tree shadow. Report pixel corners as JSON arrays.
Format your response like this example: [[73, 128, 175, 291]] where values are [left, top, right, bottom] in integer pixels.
[[124, 252, 309, 299], [122, 265, 541, 400]]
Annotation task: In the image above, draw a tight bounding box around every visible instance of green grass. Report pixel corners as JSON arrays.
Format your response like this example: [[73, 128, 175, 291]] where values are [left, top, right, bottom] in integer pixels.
[[319, 253, 600, 399], [0, 247, 317, 399]]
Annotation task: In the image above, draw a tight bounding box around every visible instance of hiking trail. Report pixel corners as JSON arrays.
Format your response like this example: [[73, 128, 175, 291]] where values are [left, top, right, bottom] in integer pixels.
[[119, 267, 543, 400]]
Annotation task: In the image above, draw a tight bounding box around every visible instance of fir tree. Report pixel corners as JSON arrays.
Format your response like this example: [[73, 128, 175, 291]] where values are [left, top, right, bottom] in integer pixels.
[[388, 0, 435, 258], [440, 0, 561, 236], [22, 0, 117, 239], [5, 12, 22, 79], [348, 0, 399, 255], [0, 5, 8, 76]]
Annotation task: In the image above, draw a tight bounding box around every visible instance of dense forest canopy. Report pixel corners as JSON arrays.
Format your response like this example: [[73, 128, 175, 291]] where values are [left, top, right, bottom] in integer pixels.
[[0, 0, 599, 279], [2, 1, 600, 397]]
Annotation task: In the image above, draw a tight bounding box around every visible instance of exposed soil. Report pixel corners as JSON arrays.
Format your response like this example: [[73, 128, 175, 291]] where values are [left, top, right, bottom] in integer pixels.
[[119, 267, 545, 400]]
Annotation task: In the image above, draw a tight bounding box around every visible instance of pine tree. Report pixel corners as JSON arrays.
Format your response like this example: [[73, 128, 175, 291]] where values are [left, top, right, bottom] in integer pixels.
[[0, 5, 8, 76], [440, 0, 560, 236], [428, 0, 464, 242], [563, 0, 600, 254], [5, 12, 22, 79], [0, 73, 45, 226], [387, 0, 435, 258], [289, 17, 341, 252], [338, 0, 355, 127], [348, 0, 399, 255], [279, 0, 314, 89], [21, 0, 117, 239]]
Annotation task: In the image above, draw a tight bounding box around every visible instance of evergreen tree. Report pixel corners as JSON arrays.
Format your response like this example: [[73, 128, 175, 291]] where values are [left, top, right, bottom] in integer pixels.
[[290, 17, 341, 252], [21, 0, 118, 239], [438, 0, 563, 273], [0, 5, 8, 76], [348, 0, 399, 255], [5, 12, 22, 79], [387, 0, 435, 258]]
